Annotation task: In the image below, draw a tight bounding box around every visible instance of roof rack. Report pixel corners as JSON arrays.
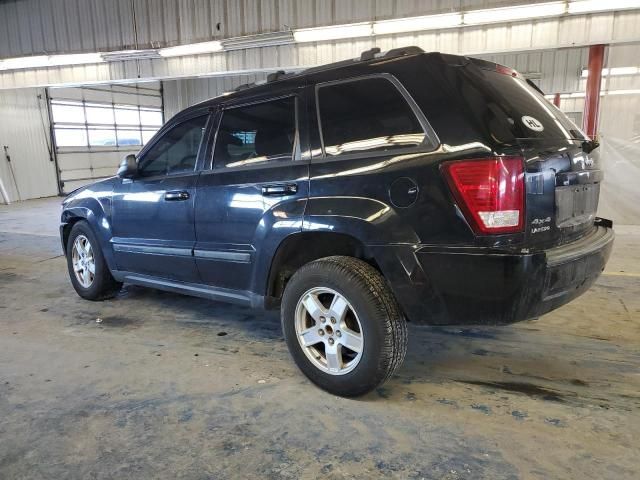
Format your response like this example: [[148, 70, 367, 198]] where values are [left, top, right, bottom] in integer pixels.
[[234, 82, 256, 92], [232, 46, 425, 93], [266, 70, 296, 83], [360, 47, 381, 61], [383, 46, 424, 59]]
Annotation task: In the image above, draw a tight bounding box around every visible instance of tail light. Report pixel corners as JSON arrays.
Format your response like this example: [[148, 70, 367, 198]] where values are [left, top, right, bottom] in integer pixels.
[[442, 157, 525, 235]]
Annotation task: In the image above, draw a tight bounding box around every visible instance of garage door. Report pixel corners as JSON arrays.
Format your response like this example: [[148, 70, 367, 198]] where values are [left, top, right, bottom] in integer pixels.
[[47, 83, 163, 194]]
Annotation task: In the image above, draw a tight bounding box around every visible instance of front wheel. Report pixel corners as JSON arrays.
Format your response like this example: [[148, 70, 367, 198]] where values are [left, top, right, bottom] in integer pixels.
[[66, 220, 122, 301], [281, 256, 407, 397]]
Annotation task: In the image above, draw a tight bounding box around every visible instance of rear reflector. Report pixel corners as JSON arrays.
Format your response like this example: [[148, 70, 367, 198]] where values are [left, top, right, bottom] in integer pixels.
[[442, 157, 525, 234]]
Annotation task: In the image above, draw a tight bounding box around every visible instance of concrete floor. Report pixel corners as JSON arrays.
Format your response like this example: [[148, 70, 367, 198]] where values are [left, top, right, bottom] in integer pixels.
[[1, 197, 639, 480]]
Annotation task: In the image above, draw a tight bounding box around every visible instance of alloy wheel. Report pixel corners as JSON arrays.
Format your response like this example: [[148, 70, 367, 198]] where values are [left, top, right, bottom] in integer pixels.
[[294, 287, 364, 375], [71, 234, 95, 288]]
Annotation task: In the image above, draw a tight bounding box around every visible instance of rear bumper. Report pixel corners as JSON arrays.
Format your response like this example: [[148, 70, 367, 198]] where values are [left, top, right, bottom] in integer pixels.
[[371, 224, 614, 325]]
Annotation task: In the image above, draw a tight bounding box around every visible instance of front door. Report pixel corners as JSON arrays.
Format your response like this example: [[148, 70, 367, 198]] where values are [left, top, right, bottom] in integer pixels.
[[194, 92, 309, 294], [111, 112, 210, 282]]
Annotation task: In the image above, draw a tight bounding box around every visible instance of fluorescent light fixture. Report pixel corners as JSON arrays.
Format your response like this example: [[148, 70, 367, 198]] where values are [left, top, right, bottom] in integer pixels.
[[607, 88, 640, 95], [581, 66, 640, 77], [464, 2, 566, 25], [568, 0, 640, 14], [373, 13, 462, 35], [222, 31, 294, 50], [101, 49, 161, 62], [293, 23, 372, 43], [0, 52, 104, 71], [158, 41, 223, 57]]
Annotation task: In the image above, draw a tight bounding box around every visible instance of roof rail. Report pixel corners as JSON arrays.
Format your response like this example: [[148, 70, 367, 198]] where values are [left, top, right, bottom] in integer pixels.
[[383, 46, 424, 59], [360, 47, 381, 61], [266, 70, 291, 82], [234, 82, 256, 92]]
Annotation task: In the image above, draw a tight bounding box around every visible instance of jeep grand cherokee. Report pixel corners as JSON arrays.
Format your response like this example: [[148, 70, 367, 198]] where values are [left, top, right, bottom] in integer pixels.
[[61, 47, 614, 396]]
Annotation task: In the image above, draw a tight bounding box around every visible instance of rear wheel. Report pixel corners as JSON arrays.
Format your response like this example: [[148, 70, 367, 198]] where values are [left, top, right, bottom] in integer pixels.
[[66, 221, 122, 300], [281, 256, 407, 397]]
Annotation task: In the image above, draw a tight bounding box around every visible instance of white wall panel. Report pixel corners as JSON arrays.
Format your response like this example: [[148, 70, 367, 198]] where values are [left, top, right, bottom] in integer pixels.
[[0, 88, 58, 202]]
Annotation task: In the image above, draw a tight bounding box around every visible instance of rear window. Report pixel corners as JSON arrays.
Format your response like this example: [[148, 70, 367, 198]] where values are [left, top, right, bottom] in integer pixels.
[[317, 76, 427, 157], [461, 67, 586, 141]]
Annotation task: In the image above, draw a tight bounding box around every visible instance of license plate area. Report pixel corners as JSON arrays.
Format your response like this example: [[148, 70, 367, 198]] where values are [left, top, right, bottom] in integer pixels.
[[555, 183, 599, 228]]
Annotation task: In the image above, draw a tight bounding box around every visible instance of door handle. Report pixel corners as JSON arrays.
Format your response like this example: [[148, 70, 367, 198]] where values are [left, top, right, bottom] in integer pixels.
[[261, 183, 298, 196], [164, 191, 190, 201]]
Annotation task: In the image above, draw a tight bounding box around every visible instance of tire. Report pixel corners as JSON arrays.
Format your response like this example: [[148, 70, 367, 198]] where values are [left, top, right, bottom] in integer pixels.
[[66, 220, 122, 301], [281, 256, 407, 397]]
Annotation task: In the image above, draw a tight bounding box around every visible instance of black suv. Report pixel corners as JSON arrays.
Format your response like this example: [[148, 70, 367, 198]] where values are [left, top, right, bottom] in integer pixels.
[[61, 47, 614, 396]]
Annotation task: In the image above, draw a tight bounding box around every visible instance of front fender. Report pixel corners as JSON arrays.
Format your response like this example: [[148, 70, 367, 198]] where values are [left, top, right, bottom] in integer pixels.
[[61, 181, 116, 271]]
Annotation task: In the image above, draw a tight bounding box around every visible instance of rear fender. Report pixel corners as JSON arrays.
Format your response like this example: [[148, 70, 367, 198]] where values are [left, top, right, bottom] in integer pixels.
[[303, 196, 420, 244]]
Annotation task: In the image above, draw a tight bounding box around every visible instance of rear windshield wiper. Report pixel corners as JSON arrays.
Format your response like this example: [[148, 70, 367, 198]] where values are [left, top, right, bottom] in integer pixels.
[[582, 138, 600, 153], [526, 78, 546, 96]]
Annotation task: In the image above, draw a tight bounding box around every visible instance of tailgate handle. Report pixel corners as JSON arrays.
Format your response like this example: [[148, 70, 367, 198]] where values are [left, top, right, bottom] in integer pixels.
[[261, 184, 298, 196], [164, 191, 190, 201]]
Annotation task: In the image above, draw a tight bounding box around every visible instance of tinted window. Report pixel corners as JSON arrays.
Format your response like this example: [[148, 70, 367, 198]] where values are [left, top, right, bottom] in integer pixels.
[[317, 77, 426, 156], [213, 97, 296, 169], [139, 115, 208, 177], [460, 68, 586, 141]]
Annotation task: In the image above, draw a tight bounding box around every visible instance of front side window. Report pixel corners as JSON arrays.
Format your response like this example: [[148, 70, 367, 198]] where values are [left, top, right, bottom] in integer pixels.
[[213, 96, 296, 169], [317, 77, 426, 157], [138, 115, 208, 177]]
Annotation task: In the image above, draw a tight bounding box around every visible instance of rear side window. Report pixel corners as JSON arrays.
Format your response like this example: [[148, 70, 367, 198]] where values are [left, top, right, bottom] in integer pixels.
[[317, 77, 426, 157], [213, 96, 296, 169]]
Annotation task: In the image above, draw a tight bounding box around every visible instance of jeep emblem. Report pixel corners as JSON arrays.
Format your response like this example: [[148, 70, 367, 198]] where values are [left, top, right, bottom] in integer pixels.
[[522, 116, 544, 132]]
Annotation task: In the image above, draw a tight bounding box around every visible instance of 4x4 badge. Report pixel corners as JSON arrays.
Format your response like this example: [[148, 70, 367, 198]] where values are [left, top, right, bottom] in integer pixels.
[[522, 116, 544, 132]]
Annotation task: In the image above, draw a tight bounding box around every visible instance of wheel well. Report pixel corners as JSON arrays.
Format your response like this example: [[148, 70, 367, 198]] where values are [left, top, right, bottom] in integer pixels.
[[61, 216, 84, 254], [266, 232, 379, 303]]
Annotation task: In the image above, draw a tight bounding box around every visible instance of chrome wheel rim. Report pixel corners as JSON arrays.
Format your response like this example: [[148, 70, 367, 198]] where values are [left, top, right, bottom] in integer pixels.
[[71, 235, 95, 288], [294, 287, 364, 375]]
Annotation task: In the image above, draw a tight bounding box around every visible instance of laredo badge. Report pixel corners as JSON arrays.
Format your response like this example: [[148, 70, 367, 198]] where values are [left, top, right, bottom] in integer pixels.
[[522, 116, 544, 132]]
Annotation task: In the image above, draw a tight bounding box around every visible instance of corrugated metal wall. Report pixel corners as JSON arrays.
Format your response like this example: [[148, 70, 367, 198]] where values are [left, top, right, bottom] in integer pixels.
[[2, 1, 640, 89], [0, 0, 566, 57], [0, 88, 58, 202]]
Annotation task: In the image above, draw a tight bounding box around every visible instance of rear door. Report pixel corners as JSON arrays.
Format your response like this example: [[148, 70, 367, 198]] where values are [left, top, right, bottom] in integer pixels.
[[193, 90, 309, 293]]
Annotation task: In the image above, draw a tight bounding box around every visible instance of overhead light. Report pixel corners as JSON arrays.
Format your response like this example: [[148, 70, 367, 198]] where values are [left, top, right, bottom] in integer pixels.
[[607, 88, 640, 95], [373, 13, 462, 35], [581, 66, 640, 77], [0, 52, 104, 71], [222, 31, 294, 50], [158, 41, 223, 58], [464, 2, 566, 25], [293, 23, 372, 43], [568, 0, 640, 14], [549, 89, 640, 99], [101, 49, 161, 62]]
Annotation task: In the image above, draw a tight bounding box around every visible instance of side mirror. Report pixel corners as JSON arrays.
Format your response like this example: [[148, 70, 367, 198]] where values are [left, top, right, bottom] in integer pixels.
[[117, 154, 138, 178]]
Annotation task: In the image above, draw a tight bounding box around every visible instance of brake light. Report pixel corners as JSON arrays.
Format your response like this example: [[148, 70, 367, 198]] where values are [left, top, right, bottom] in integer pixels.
[[496, 64, 519, 77], [442, 157, 525, 235]]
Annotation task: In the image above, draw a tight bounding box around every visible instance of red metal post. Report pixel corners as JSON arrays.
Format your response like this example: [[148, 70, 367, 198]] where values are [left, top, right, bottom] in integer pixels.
[[583, 44, 605, 139], [553, 93, 561, 107]]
